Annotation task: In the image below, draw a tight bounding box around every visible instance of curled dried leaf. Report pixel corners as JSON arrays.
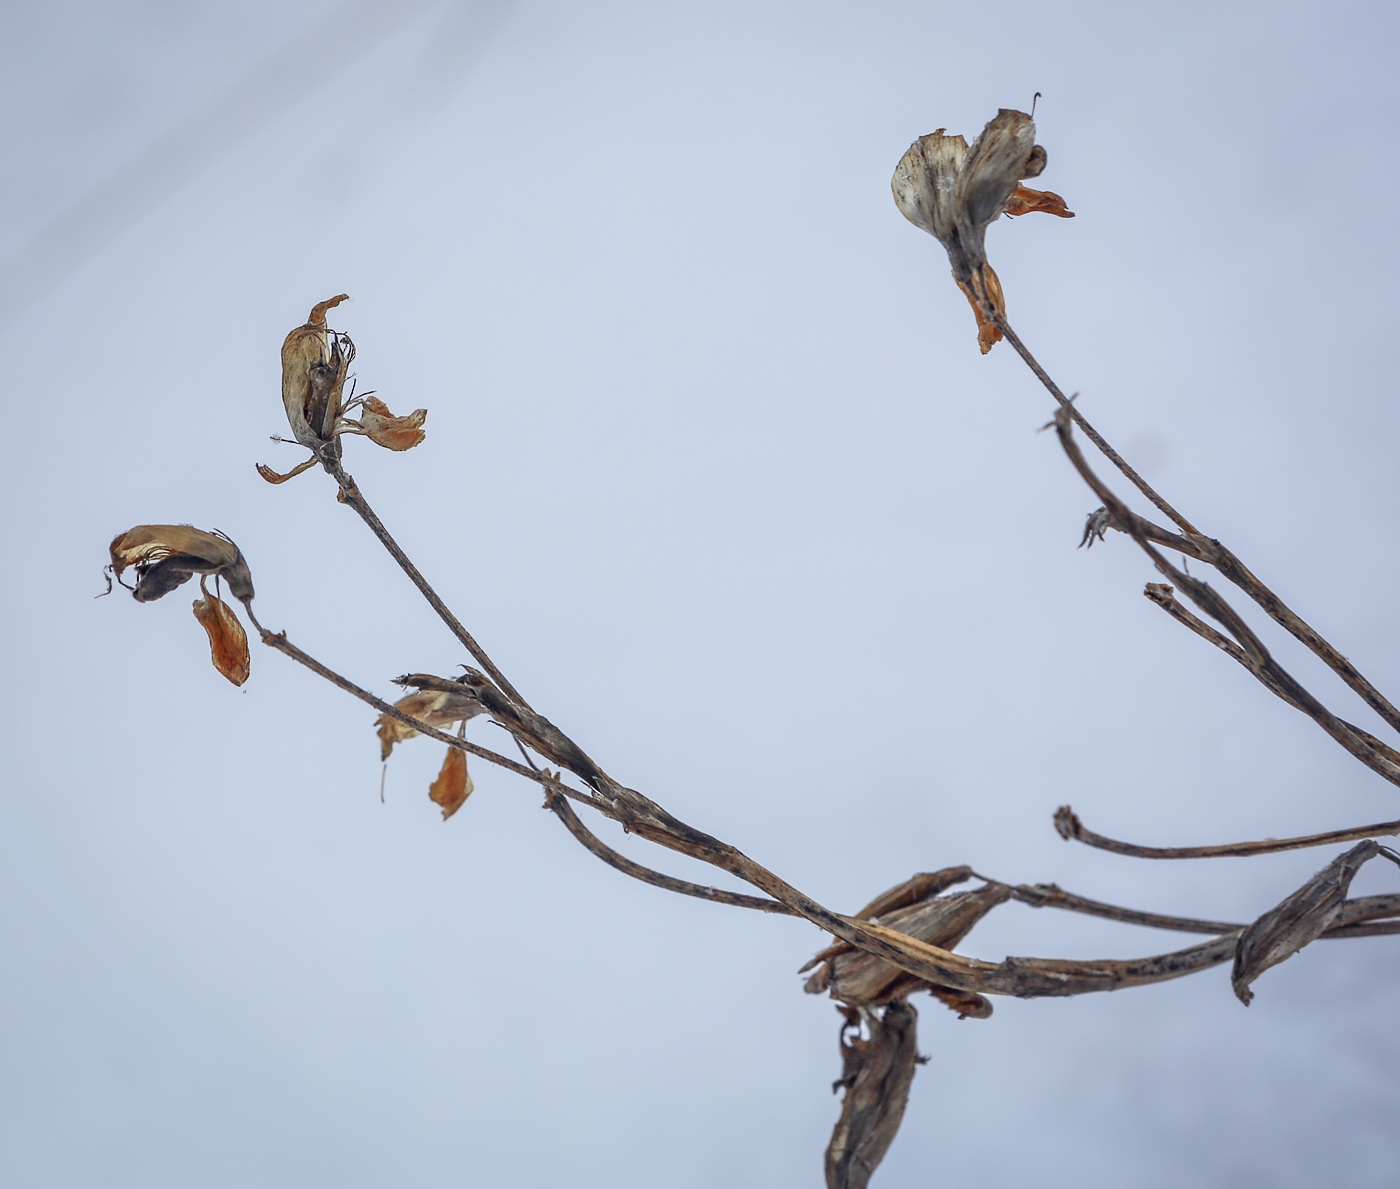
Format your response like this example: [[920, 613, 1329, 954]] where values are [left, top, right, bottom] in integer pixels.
[[892, 109, 1071, 351], [107, 525, 254, 604], [375, 689, 485, 760], [349, 396, 427, 451], [192, 590, 250, 685], [1004, 184, 1075, 219], [428, 745, 473, 820], [1232, 840, 1400, 1004]]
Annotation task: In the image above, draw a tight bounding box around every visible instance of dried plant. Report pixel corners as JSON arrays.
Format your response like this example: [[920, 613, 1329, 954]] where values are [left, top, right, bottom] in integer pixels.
[[99, 108, 1400, 1186]]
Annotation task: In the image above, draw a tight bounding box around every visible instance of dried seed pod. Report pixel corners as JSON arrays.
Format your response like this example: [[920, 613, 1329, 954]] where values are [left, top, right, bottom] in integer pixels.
[[281, 294, 352, 452], [892, 109, 1073, 352], [107, 525, 254, 605], [825, 1001, 920, 1189], [1232, 840, 1400, 1004], [105, 526, 256, 684]]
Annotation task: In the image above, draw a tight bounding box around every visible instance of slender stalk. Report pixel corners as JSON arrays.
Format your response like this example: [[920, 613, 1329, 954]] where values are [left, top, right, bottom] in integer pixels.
[[320, 454, 532, 710], [1054, 805, 1400, 860], [997, 316, 1400, 735]]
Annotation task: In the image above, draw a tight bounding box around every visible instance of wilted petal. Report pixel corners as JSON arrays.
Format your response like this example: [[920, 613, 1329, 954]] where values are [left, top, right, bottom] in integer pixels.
[[428, 745, 472, 819], [955, 263, 1006, 354], [1004, 185, 1075, 219], [375, 689, 485, 760], [353, 396, 427, 451], [108, 525, 254, 604], [1232, 840, 1399, 1004], [192, 593, 250, 685]]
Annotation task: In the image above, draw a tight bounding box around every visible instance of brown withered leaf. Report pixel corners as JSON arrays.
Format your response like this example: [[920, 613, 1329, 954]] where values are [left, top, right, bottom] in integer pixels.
[[191, 590, 250, 685], [892, 110, 1070, 351], [1232, 840, 1400, 1004], [107, 525, 255, 605], [1004, 184, 1075, 219], [375, 689, 486, 760], [428, 745, 473, 820], [350, 396, 427, 451]]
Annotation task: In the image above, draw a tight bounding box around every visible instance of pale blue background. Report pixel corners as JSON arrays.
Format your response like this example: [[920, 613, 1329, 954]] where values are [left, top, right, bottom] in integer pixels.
[[2, 1, 1398, 1185]]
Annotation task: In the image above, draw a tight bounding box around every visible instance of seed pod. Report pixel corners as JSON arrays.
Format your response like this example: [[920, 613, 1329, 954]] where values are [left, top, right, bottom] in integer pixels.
[[107, 525, 254, 605]]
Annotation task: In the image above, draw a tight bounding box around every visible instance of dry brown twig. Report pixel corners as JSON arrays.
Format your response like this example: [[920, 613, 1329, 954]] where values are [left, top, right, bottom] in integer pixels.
[[102, 106, 1400, 1187]]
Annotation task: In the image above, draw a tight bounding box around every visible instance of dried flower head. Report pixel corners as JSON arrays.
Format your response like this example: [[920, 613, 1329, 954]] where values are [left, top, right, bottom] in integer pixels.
[[104, 525, 255, 685], [892, 109, 1074, 352], [258, 295, 428, 483]]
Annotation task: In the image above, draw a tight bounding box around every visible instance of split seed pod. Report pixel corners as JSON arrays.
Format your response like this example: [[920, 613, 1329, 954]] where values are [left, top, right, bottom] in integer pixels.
[[258, 295, 428, 483], [892, 109, 1074, 352], [105, 525, 256, 685], [107, 525, 254, 604]]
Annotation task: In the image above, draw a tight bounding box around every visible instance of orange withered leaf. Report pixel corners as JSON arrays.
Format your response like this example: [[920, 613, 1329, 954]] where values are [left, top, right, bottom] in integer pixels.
[[1004, 184, 1075, 219], [428, 745, 473, 820], [107, 525, 255, 605], [955, 264, 1006, 355], [892, 109, 1071, 351], [375, 689, 485, 760], [350, 396, 427, 451], [191, 591, 251, 686]]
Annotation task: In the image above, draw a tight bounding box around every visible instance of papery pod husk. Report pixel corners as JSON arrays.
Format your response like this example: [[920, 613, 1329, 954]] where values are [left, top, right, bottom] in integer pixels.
[[1232, 840, 1390, 1004], [191, 593, 250, 685], [825, 1001, 920, 1189]]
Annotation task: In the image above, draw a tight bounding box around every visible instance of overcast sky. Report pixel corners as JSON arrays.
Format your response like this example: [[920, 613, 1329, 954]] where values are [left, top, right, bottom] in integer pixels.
[[2, 1, 1399, 1186]]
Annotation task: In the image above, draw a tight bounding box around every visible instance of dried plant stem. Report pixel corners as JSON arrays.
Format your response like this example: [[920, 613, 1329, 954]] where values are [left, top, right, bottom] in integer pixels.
[[319, 454, 531, 711], [1054, 805, 1400, 860], [1051, 409, 1400, 789], [544, 790, 797, 915], [996, 317, 1400, 736], [254, 612, 1362, 1000], [995, 320, 1199, 534]]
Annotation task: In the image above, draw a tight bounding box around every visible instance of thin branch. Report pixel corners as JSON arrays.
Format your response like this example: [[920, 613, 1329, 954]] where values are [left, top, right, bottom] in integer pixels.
[[1005, 881, 1243, 934], [1050, 409, 1400, 789], [249, 569, 1397, 1002], [1000, 314, 1400, 736], [318, 454, 532, 710], [543, 789, 797, 914], [995, 320, 1199, 534], [248, 618, 614, 819], [1054, 804, 1400, 860]]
